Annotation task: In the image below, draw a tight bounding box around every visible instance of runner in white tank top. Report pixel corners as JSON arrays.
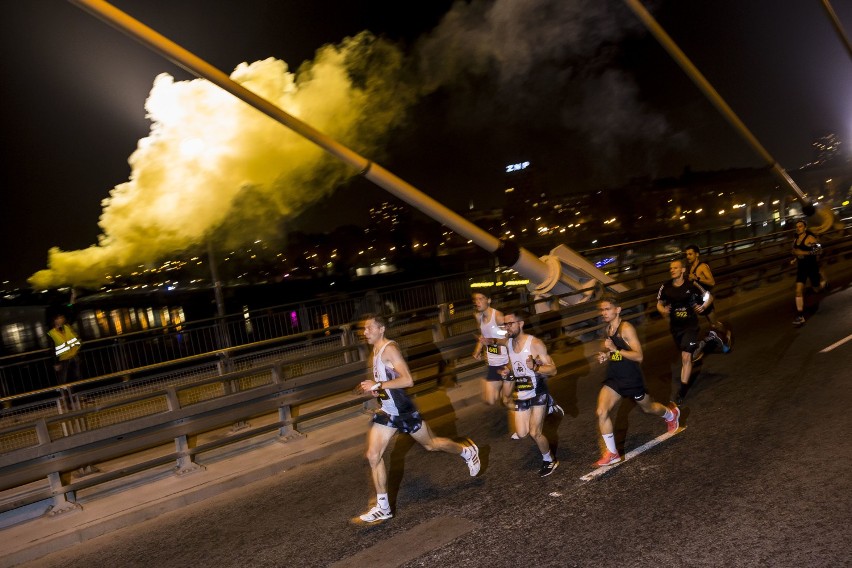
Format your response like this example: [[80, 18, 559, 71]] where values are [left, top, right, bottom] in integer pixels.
[[471, 291, 513, 406], [499, 309, 561, 477]]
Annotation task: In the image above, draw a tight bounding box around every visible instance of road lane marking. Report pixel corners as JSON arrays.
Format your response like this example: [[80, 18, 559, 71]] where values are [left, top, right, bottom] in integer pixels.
[[820, 333, 852, 353], [580, 427, 686, 482]]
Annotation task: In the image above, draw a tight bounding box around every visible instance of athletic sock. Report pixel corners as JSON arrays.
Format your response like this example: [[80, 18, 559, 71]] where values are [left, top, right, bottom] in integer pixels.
[[377, 494, 390, 511], [663, 408, 674, 421], [542, 451, 553, 462], [678, 382, 690, 400], [602, 433, 616, 453]]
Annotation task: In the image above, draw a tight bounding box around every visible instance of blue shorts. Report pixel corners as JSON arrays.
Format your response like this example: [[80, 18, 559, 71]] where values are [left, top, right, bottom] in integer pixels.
[[371, 410, 423, 434], [513, 391, 549, 411]]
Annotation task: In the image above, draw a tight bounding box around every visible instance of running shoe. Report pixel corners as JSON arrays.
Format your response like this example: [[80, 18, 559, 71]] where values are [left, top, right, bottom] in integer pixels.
[[692, 340, 706, 362], [665, 402, 681, 433], [708, 330, 723, 349], [510, 432, 521, 440], [595, 451, 622, 467], [359, 505, 393, 523], [792, 315, 805, 326], [539, 459, 559, 477], [548, 403, 565, 416], [463, 438, 481, 476], [722, 328, 732, 353]]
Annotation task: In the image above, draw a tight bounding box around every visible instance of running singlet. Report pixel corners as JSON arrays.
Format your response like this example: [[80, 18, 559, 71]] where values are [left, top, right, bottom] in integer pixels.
[[689, 262, 714, 292], [479, 309, 509, 366], [372, 341, 416, 416], [606, 322, 643, 383], [507, 336, 546, 401], [657, 280, 707, 329], [794, 231, 820, 268]]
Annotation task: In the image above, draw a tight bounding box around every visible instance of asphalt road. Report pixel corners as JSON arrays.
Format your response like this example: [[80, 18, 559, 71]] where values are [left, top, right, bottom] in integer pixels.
[[18, 273, 852, 568]]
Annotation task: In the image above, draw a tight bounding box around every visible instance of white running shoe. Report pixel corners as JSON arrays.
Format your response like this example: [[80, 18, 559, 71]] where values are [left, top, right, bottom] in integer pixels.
[[463, 438, 481, 476], [359, 505, 393, 523]]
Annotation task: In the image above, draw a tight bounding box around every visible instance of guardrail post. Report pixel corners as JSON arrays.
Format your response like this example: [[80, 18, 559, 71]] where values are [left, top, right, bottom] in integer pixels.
[[276, 404, 305, 442], [173, 434, 205, 476], [165, 387, 181, 411], [45, 471, 82, 516], [341, 324, 355, 364], [438, 302, 450, 325]]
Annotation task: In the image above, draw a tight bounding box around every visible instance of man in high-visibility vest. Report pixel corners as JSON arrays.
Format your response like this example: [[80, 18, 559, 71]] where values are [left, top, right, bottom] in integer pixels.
[[48, 313, 82, 384]]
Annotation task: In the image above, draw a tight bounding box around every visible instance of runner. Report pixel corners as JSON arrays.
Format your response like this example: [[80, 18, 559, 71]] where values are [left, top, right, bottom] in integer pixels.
[[356, 313, 481, 523], [594, 295, 680, 466]]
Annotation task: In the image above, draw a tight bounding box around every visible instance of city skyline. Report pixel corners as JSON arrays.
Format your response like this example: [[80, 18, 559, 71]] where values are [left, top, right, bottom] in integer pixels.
[[2, 1, 851, 287], [6, 158, 844, 299]]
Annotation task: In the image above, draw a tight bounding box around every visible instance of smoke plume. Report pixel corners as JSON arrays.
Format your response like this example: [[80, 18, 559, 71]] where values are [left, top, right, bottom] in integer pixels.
[[29, 33, 411, 288], [30, 0, 673, 288]]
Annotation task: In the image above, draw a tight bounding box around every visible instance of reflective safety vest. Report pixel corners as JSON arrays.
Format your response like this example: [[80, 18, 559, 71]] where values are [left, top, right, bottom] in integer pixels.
[[48, 325, 81, 360]]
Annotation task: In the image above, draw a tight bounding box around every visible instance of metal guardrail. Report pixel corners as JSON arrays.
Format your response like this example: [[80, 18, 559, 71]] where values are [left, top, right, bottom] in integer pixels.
[[0, 216, 814, 398], [0, 272, 482, 397], [0, 224, 850, 519]]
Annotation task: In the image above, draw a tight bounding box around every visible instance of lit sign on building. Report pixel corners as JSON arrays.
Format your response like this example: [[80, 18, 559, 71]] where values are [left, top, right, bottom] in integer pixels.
[[505, 161, 530, 173]]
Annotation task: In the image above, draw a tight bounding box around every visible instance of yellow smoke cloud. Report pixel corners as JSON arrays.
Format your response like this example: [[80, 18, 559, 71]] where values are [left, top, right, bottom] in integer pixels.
[[29, 32, 412, 289]]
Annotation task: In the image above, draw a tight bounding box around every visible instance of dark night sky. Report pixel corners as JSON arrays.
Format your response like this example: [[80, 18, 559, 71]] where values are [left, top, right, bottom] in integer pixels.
[[1, 0, 850, 288]]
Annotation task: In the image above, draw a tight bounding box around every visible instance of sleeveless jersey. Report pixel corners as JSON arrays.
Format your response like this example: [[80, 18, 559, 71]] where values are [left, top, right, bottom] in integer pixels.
[[794, 231, 819, 268], [689, 261, 714, 292], [507, 335, 546, 401], [606, 322, 643, 382], [372, 341, 416, 416], [479, 309, 509, 366]]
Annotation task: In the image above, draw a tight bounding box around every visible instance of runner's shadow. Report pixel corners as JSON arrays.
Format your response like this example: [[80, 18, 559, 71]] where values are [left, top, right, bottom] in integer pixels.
[[385, 383, 471, 508]]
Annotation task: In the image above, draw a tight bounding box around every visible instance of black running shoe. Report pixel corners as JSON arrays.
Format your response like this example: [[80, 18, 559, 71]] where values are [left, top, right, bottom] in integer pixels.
[[538, 459, 559, 477], [692, 340, 706, 362]]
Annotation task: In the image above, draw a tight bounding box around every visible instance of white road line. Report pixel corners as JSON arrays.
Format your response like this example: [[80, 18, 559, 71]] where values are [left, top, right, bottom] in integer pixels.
[[580, 427, 685, 482], [820, 333, 852, 353]]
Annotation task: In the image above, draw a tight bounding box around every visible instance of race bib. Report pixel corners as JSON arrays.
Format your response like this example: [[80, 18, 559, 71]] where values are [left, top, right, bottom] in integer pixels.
[[486, 344, 500, 355]]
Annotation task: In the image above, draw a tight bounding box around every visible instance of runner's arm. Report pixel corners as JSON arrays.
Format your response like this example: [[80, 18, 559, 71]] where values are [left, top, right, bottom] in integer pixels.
[[616, 322, 643, 363], [528, 338, 556, 377]]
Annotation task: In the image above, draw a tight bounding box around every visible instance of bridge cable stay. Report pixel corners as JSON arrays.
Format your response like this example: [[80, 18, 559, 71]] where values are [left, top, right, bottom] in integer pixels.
[[622, 0, 838, 233], [68, 0, 617, 300], [820, 0, 852, 61]]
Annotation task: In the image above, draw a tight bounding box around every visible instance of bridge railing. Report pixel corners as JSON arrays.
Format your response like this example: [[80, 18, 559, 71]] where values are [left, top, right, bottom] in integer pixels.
[[0, 226, 850, 521], [0, 271, 486, 398]]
